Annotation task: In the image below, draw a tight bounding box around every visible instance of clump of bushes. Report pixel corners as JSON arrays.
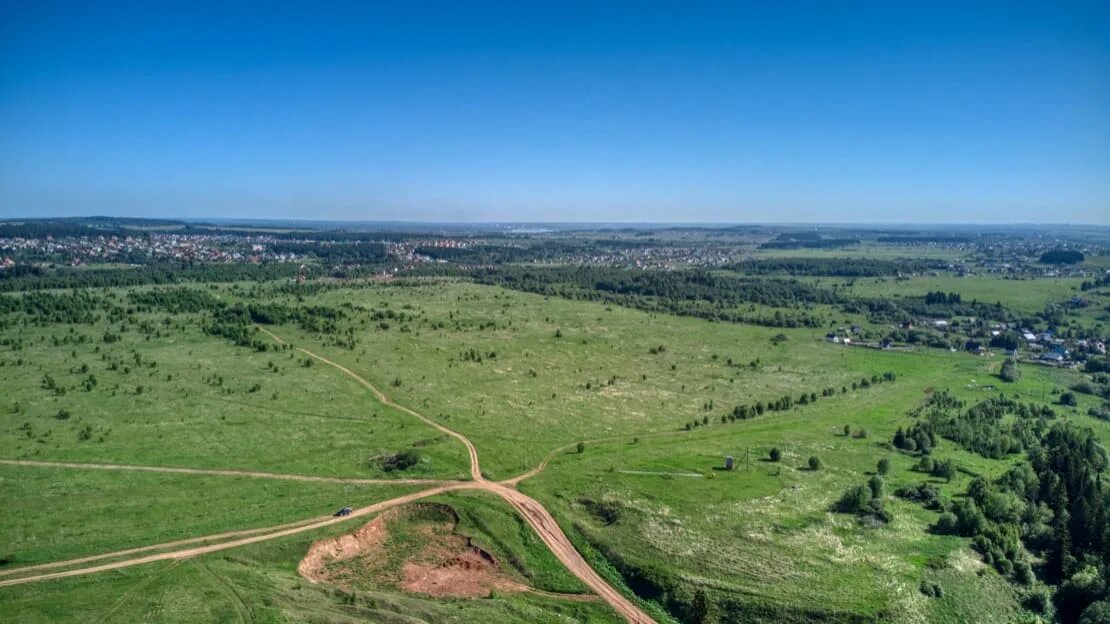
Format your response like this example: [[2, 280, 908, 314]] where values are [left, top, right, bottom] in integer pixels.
[[579, 498, 621, 525], [919, 580, 945, 598], [376, 449, 421, 472], [894, 482, 944, 510], [834, 476, 891, 524]]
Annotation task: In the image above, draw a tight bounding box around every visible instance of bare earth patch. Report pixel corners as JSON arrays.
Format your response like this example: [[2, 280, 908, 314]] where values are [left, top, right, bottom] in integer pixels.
[[297, 510, 392, 583], [400, 543, 526, 598], [298, 503, 526, 598]]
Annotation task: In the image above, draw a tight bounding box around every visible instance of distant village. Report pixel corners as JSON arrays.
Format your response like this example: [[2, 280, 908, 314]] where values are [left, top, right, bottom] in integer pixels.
[[0, 232, 299, 267], [826, 315, 1106, 368]]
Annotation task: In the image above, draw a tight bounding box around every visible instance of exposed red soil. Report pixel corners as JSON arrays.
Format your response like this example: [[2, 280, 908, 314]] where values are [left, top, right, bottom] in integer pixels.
[[297, 508, 395, 583], [399, 541, 526, 598], [298, 503, 526, 599]]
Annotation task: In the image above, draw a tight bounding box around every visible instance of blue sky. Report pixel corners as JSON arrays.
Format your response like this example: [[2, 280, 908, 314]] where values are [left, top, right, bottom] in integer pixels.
[[1, 1, 1107, 223]]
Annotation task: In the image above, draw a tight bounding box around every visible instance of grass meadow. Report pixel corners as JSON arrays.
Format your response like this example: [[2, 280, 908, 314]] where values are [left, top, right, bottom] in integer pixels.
[[0, 273, 1102, 622]]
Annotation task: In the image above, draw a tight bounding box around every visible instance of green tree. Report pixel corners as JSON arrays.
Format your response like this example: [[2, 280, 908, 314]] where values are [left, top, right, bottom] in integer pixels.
[[868, 475, 885, 499], [836, 485, 870, 513], [769, 447, 781, 462], [934, 511, 958, 534], [933, 458, 955, 482], [1080, 601, 1110, 624], [808, 456, 822, 471], [877, 458, 891, 475], [689, 588, 711, 624]]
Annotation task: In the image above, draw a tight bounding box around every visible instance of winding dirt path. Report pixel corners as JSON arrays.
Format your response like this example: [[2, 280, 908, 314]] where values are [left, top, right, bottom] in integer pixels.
[[0, 459, 449, 487], [255, 325, 483, 481], [257, 327, 653, 623], [1, 326, 655, 623]]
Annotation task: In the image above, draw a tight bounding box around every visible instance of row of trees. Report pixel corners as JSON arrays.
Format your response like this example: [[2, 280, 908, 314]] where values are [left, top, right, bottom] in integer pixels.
[[684, 373, 897, 432]]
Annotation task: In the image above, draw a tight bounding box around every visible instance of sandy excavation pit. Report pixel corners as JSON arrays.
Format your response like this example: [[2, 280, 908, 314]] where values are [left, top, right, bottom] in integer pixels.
[[298, 503, 527, 598]]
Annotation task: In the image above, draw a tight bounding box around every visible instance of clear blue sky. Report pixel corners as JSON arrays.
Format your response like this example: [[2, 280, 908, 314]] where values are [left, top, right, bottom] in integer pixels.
[[1, 1, 1107, 223]]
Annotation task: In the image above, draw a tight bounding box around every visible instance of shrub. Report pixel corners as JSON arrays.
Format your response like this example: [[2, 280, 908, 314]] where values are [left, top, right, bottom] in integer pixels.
[[877, 458, 891, 475], [579, 498, 621, 525], [895, 482, 943, 510], [835, 485, 870, 513], [576, 441, 586, 454], [920, 580, 944, 597], [868, 475, 885, 499], [769, 448, 781, 462], [808, 456, 821, 471], [378, 450, 421, 472], [934, 512, 959, 534], [917, 456, 935, 473], [1022, 586, 1052, 614], [1014, 560, 1034, 585]]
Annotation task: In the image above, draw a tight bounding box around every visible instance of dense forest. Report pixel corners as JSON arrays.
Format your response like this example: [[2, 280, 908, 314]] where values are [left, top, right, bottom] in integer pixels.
[[729, 257, 947, 277], [1039, 250, 1085, 265], [473, 266, 838, 328]]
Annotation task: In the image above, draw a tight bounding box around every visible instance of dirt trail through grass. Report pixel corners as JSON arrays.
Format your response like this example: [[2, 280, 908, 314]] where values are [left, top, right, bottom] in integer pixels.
[[255, 325, 483, 481], [1, 326, 656, 623], [0, 459, 448, 486], [0, 484, 470, 588]]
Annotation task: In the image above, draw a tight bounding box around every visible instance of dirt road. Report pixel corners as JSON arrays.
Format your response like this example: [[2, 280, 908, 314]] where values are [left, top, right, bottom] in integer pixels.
[[488, 482, 654, 623], [0, 483, 470, 588], [255, 325, 483, 481], [257, 327, 653, 623], [1, 327, 656, 623], [0, 459, 448, 487]]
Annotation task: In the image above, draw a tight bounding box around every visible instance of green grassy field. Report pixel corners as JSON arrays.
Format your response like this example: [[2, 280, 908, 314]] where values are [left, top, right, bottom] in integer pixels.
[[0, 465, 419, 566], [278, 281, 977, 478], [0, 322, 470, 479], [0, 274, 1102, 623], [2, 498, 620, 624], [828, 274, 1086, 314]]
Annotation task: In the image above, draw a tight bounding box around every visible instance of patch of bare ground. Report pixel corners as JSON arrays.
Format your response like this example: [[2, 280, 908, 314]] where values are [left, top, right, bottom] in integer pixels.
[[298, 503, 526, 598], [297, 510, 393, 583]]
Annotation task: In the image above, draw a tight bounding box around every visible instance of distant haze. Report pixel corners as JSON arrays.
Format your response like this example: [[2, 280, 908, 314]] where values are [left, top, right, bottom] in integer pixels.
[[1, 2, 1108, 224]]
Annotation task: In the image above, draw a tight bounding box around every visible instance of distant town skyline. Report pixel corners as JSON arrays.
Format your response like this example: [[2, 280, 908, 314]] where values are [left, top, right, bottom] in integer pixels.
[[2, 2, 1108, 224]]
